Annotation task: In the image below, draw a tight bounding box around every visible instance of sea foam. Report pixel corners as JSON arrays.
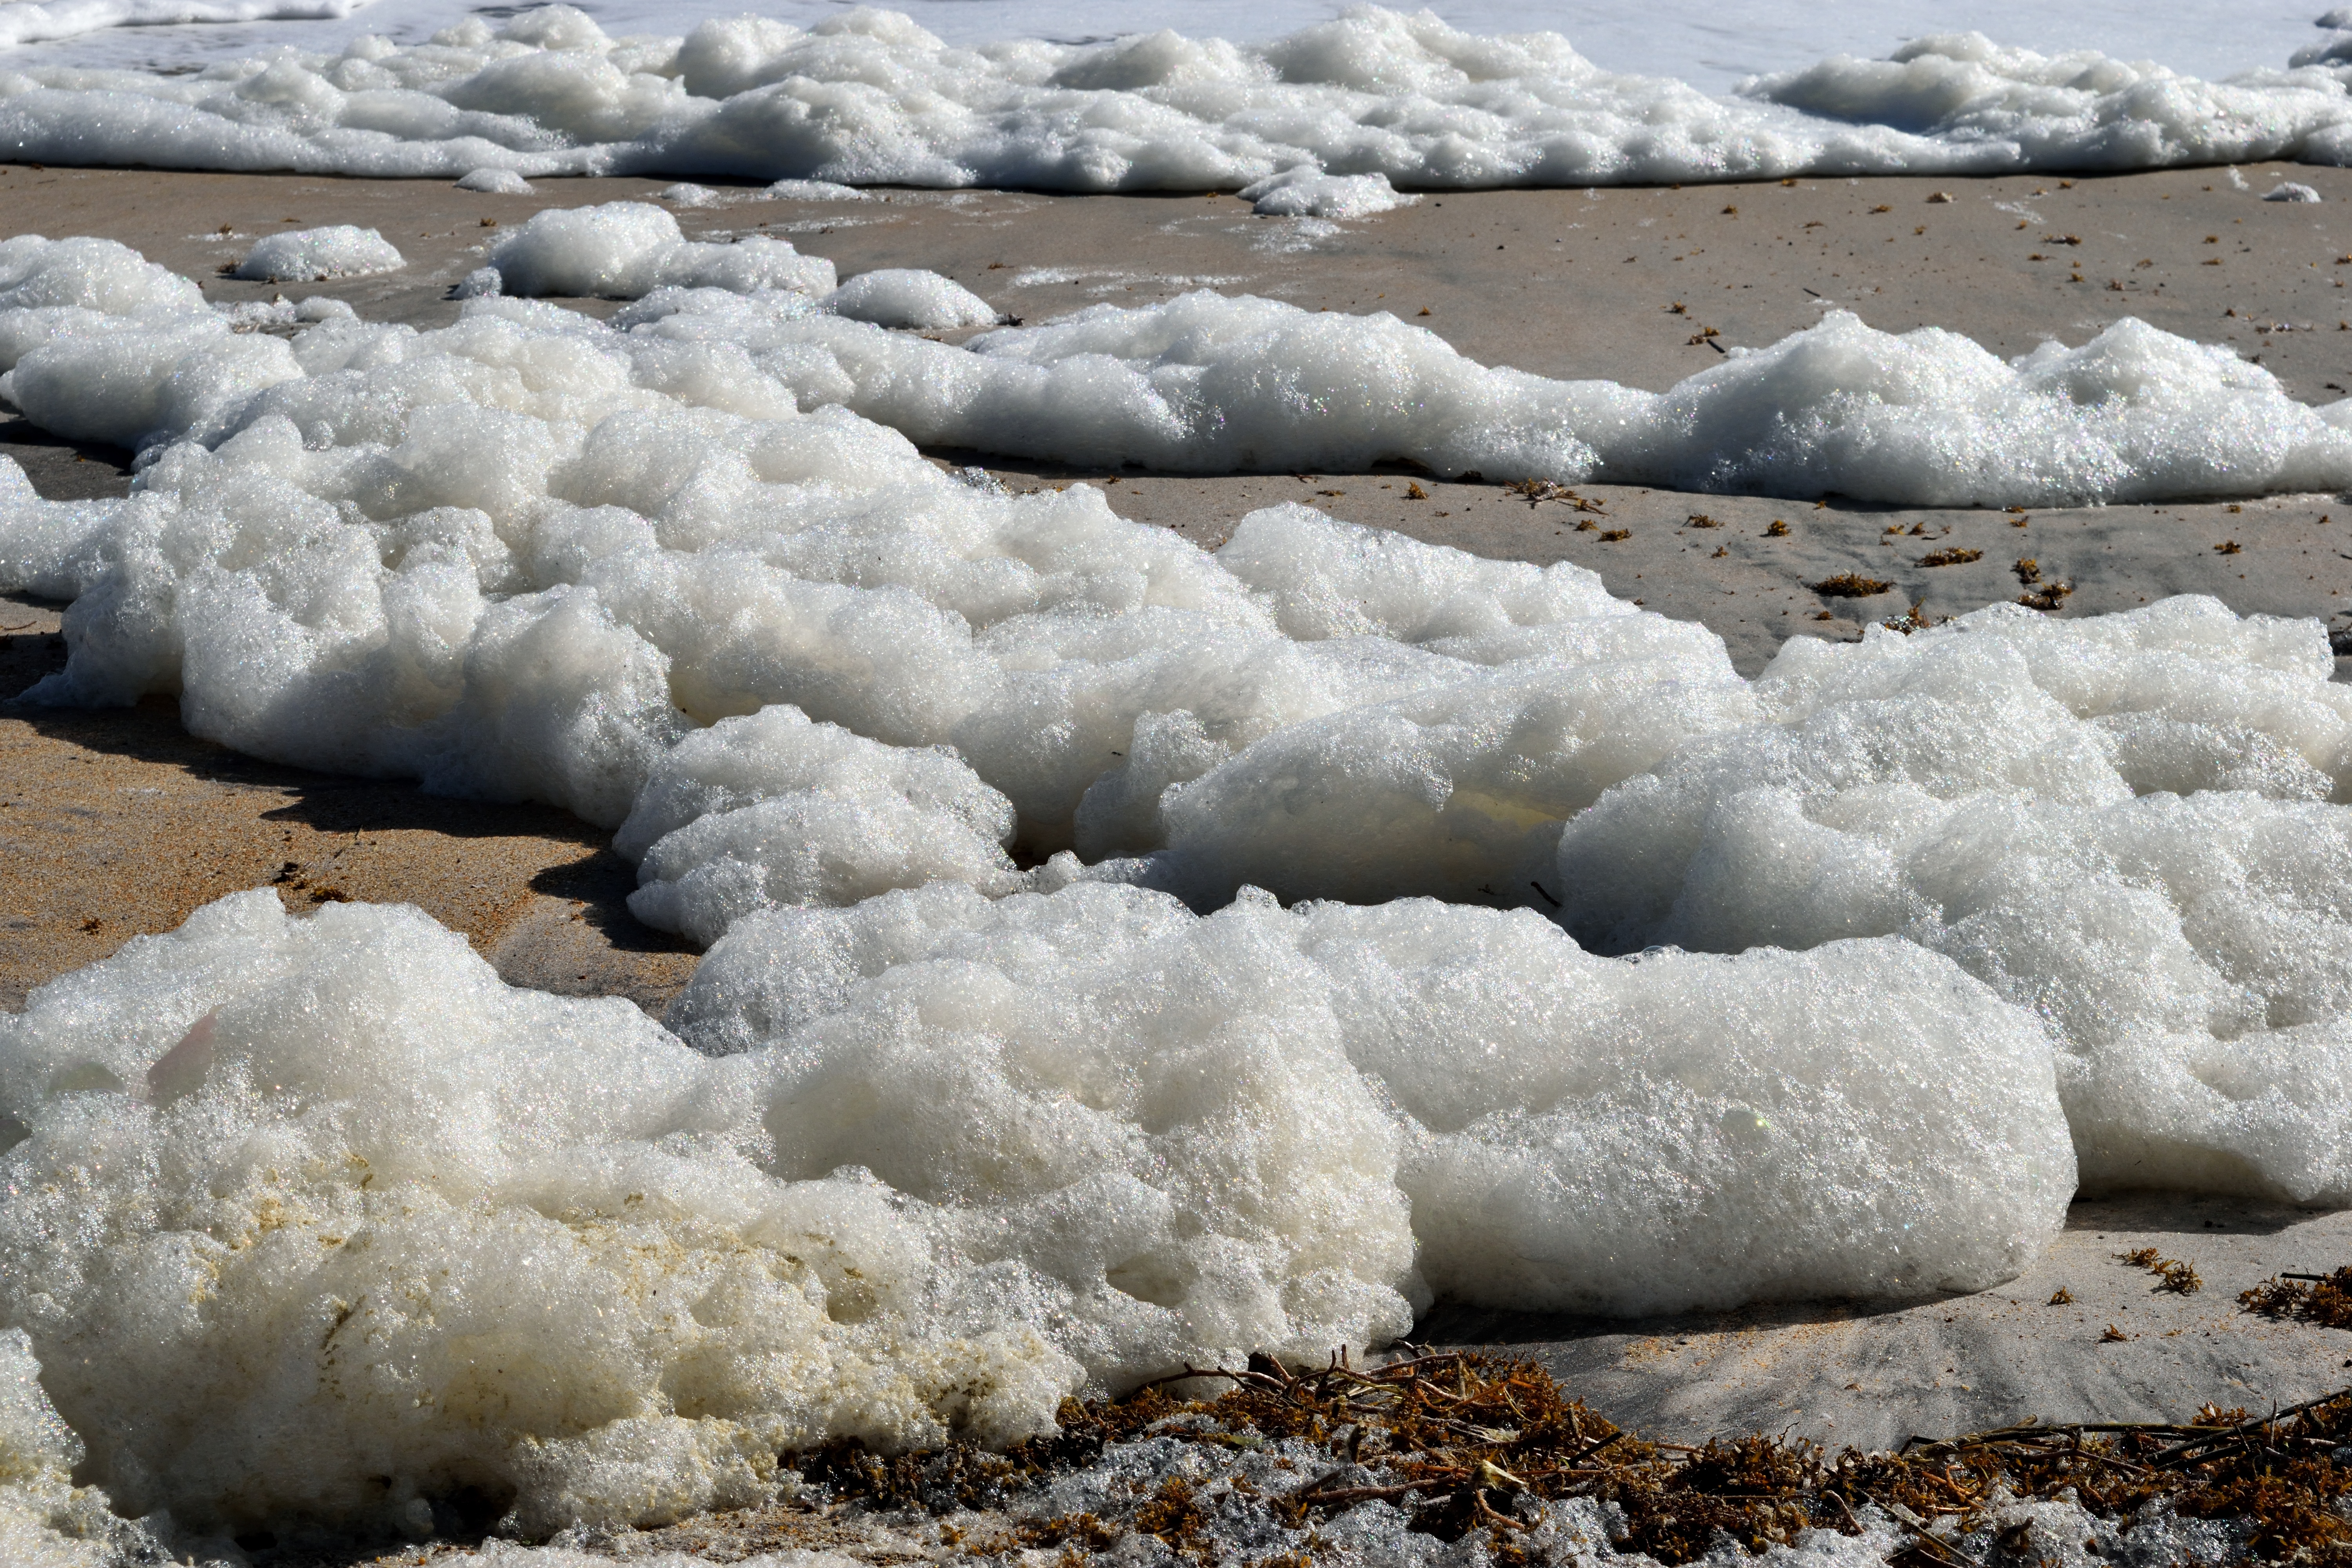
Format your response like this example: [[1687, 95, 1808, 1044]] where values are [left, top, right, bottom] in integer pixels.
[[0, 886, 2065, 1540], [232, 222, 403, 281], [7, 5, 2352, 184], [0, 232, 2346, 1542], [0, 0, 376, 51]]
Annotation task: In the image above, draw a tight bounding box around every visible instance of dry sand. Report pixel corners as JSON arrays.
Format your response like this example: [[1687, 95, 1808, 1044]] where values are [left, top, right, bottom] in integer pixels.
[[0, 590, 698, 1014], [6, 161, 2352, 1466]]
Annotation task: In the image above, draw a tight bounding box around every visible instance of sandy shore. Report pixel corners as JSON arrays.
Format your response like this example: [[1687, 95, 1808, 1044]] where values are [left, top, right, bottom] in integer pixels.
[[6, 162, 2352, 1481]]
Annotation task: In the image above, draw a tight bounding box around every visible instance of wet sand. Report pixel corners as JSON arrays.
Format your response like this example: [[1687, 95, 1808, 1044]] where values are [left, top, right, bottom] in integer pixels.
[[5, 162, 2352, 1469]]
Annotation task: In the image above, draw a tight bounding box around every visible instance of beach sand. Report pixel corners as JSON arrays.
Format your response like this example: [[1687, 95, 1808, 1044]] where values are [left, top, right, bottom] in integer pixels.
[[6, 160, 2352, 1473]]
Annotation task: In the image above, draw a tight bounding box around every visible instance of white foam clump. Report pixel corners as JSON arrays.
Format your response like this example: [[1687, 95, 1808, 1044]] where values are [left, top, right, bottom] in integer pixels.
[[1755, 31, 2352, 172], [457, 166, 534, 194], [231, 223, 404, 282], [2, 239, 2351, 1215], [10, 5, 2352, 188], [641, 283, 2352, 501], [0, 236, 299, 451], [1549, 598, 2352, 1202], [1241, 165, 1418, 218], [1583, 309, 2352, 505], [0, 879, 2069, 1536], [2266, 180, 2325, 200], [11, 217, 2352, 498], [822, 268, 999, 330], [0, 1330, 140, 1568], [767, 178, 869, 201], [0, 891, 1082, 1540], [0, 0, 372, 51], [216, 294, 356, 329], [0, 232, 203, 370], [486, 201, 834, 299], [2, 238, 2350, 868], [613, 704, 1025, 946]]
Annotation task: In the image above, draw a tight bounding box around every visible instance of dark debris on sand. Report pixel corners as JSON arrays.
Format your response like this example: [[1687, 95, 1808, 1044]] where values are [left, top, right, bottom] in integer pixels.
[[736, 1349, 2352, 1566]]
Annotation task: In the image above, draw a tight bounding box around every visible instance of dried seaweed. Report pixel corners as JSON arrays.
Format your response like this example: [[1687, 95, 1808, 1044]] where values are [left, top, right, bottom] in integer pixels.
[[2240, 1267, 2352, 1329], [782, 1352, 2352, 1565], [2116, 1249, 2201, 1294]]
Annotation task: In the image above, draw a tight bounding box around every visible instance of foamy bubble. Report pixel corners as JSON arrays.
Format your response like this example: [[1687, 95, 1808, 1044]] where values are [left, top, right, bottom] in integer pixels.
[[4, 7, 2352, 185], [487, 203, 835, 300], [232, 224, 404, 282], [823, 268, 1000, 330], [457, 167, 535, 195]]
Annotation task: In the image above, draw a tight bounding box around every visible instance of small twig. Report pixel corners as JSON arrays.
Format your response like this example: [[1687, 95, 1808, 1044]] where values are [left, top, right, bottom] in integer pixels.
[[1471, 1489, 1528, 1533], [1568, 1429, 1626, 1467], [1291, 1466, 1351, 1499], [1134, 1362, 1290, 1396], [2147, 1386, 2352, 1470], [1864, 1495, 1967, 1566], [1902, 1418, 2203, 1455]]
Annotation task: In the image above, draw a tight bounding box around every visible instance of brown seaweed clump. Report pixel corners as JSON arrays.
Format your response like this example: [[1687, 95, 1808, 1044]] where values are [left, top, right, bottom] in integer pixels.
[[2241, 1266, 2352, 1329], [783, 1351, 2352, 1566]]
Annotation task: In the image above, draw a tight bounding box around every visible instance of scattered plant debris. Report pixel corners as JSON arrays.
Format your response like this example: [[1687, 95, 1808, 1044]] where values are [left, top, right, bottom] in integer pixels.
[[2215, 539, 2242, 554], [2240, 1267, 2352, 1329], [2117, 1249, 2201, 1294], [1764, 520, 1790, 537], [1810, 572, 1893, 597], [782, 1352, 2352, 1566], [1916, 547, 1983, 567], [2048, 1287, 2075, 1305], [2012, 556, 2072, 610]]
